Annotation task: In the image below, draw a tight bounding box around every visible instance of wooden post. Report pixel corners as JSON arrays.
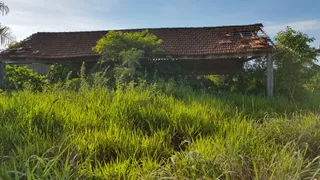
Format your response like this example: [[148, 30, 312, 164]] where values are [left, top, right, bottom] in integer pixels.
[[267, 53, 274, 97], [0, 62, 6, 89]]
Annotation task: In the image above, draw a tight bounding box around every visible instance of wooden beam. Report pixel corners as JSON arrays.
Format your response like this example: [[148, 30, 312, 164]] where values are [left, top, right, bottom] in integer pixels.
[[0, 62, 6, 89], [1, 56, 100, 64], [259, 28, 277, 48], [3, 52, 272, 63], [267, 53, 274, 97]]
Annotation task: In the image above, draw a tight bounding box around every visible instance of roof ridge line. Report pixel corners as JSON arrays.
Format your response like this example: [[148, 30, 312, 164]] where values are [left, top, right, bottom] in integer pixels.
[[35, 23, 264, 34]]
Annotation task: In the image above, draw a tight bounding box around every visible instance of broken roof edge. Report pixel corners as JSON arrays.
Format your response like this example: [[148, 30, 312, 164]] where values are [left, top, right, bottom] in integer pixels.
[[0, 23, 272, 60]]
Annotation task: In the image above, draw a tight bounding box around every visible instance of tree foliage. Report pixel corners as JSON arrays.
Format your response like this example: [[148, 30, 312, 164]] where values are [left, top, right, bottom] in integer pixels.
[[93, 30, 163, 82], [0, 2, 9, 15], [274, 27, 319, 98], [221, 27, 319, 98], [93, 30, 163, 63], [0, 1, 13, 45]]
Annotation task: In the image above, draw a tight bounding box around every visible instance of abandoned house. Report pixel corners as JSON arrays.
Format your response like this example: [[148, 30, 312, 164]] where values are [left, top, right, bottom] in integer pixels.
[[0, 23, 275, 95]]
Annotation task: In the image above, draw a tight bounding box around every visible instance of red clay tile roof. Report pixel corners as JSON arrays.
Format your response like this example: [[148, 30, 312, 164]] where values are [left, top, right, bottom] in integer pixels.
[[0, 23, 273, 60]]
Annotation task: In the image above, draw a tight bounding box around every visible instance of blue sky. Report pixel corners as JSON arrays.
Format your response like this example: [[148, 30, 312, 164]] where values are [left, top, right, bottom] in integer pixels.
[[2, 0, 320, 47]]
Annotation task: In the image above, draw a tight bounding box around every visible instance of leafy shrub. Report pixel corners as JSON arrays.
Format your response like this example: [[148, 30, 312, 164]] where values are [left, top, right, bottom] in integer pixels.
[[7, 41, 22, 49], [47, 63, 79, 84], [94, 30, 163, 84], [5, 65, 48, 91], [225, 70, 266, 95], [64, 78, 81, 91]]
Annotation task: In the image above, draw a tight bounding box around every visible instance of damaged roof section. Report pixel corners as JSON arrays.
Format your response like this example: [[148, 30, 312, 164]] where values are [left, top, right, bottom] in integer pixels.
[[0, 23, 274, 60]]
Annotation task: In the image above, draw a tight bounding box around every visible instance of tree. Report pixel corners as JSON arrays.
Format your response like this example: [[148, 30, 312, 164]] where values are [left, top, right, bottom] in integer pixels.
[[0, 1, 13, 45], [274, 27, 319, 99], [93, 30, 163, 81]]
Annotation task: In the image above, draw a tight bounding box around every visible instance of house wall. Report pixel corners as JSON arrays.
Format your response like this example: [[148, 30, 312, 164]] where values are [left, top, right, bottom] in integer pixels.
[[8, 61, 102, 76], [0, 62, 5, 89], [3, 56, 101, 76]]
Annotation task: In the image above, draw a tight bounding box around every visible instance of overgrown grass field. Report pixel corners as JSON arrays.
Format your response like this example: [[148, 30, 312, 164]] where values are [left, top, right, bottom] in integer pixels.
[[1, 83, 320, 179]]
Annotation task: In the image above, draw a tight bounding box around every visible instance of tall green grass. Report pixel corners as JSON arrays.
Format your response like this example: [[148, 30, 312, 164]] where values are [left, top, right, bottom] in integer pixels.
[[1, 83, 320, 179]]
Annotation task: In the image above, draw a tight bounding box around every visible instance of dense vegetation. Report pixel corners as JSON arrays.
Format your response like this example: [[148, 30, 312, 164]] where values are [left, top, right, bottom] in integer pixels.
[[1, 8, 320, 178], [1, 81, 320, 179]]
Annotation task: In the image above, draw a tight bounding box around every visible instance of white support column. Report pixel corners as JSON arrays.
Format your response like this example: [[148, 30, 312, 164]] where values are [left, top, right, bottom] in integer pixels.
[[0, 62, 6, 89], [267, 53, 274, 97]]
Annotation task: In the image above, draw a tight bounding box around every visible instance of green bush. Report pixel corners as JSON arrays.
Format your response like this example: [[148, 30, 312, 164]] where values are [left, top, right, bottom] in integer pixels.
[[47, 63, 79, 84], [5, 65, 48, 91]]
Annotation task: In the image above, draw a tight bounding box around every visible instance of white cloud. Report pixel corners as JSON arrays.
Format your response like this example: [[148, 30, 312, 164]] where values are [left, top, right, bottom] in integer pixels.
[[311, 40, 320, 48], [264, 20, 320, 36], [1, 0, 127, 41], [263, 20, 320, 48]]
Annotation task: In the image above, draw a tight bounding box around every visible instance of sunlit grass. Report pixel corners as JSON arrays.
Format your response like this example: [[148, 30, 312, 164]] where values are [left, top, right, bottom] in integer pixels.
[[1, 83, 320, 179]]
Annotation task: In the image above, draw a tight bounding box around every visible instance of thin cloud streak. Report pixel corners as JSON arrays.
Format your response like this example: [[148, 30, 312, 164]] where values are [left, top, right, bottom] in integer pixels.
[[264, 20, 320, 35], [2, 0, 126, 41]]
